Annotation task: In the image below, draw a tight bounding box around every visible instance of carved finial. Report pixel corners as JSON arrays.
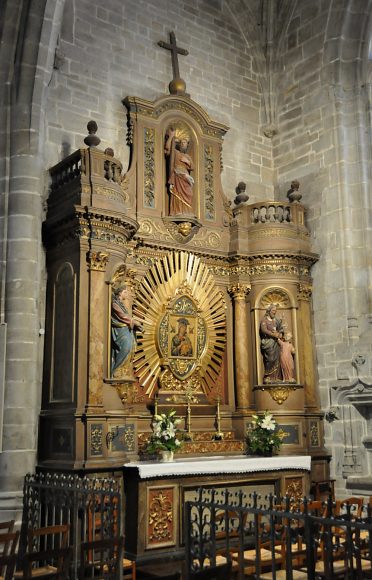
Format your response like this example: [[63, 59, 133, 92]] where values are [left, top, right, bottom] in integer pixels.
[[234, 181, 249, 205], [104, 147, 114, 157], [287, 179, 302, 203], [84, 120, 101, 147]]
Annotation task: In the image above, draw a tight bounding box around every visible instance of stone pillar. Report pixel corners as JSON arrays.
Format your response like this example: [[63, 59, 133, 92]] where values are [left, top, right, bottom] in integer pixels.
[[297, 283, 319, 410], [228, 284, 251, 411]]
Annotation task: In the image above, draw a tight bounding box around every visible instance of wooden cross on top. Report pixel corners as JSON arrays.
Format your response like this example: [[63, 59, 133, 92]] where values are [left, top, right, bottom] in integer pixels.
[[158, 31, 189, 94]]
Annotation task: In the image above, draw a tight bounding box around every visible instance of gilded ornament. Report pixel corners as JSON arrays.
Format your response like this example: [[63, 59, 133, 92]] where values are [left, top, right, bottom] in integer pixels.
[[228, 284, 251, 299], [178, 222, 192, 237], [204, 144, 215, 220], [133, 252, 226, 397], [144, 128, 155, 208], [260, 289, 290, 310], [122, 426, 135, 451], [298, 284, 312, 301], [159, 368, 204, 394], [162, 216, 202, 243], [148, 490, 173, 543], [90, 424, 103, 456], [87, 251, 109, 271], [285, 480, 303, 502], [310, 421, 320, 447], [256, 384, 299, 405], [115, 382, 145, 405]]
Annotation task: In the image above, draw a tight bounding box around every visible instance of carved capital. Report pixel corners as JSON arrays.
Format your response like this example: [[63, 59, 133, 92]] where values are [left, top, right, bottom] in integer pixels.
[[228, 283, 251, 300], [297, 283, 312, 301], [87, 251, 109, 271]]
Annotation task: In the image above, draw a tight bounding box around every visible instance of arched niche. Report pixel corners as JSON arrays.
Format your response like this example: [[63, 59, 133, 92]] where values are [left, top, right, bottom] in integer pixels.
[[51, 262, 76, 402], [122, 94, 229, 239], [254, 286, 299, 386]]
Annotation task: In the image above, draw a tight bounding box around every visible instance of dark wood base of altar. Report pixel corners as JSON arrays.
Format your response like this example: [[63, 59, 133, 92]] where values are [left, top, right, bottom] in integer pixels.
[[122, 455, 311, 564]]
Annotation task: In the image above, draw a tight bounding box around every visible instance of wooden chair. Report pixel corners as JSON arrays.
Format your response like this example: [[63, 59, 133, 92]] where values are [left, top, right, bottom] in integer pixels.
[[0, 520, 15, 538], [0, 521, 16, 561], [14, 525, 70, 579], [229, 513, 284, 576], [335, 497, 364, 519], [20, 547, 72, 580], [0, 531, 19, 580], [79, 537, 127, 579], [86, 496, 135, 579], [311, 479, 335, 502]]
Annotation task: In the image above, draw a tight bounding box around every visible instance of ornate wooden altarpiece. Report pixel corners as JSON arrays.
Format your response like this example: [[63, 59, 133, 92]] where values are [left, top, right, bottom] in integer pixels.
[[39, 38, 329, 498]]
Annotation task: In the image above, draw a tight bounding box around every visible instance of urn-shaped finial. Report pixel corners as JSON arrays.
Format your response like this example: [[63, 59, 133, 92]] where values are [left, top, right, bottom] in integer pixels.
[[234, 181, 249, 205], [287, 179, 302, 203], [84, 120, 101, 148]]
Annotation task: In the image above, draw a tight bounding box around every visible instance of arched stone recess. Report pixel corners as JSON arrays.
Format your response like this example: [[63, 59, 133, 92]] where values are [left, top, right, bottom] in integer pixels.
[[330, 377, 372, 488]]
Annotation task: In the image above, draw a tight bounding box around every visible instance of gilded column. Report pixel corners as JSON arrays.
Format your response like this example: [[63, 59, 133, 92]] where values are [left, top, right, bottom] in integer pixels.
[[87, 250, 109, 409], [297, 283, 319, 409], [228, 284, 251, 410]]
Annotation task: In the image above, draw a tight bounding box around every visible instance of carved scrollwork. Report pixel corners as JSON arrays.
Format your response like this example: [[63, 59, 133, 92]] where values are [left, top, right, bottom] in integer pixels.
[[204, 144, 215, 220], [148, 488, 174, 545], [285, 479, 303, 502], [144, 128, 155, 208]]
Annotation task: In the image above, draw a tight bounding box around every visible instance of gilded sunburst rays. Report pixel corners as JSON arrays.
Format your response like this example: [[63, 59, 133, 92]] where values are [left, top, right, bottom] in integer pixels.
[[133, 252, 226, 396]]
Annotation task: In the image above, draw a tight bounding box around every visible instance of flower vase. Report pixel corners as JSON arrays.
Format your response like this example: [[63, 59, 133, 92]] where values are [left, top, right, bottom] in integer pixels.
[[255, 449, 273, 457], [160, 450, 174, 462]]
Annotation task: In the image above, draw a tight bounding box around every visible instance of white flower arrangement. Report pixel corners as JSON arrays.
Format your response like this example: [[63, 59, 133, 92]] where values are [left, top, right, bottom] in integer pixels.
[[146, 410, 182, 453], [246, 411, 284, 455]]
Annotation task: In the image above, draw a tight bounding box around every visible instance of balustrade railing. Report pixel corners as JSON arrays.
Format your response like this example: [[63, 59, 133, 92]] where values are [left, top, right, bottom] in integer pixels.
[[49, 148, 124, 195], [20, 472, 121, 578], [50, 150, 83, 192], [251, 203, 292, 224], [248, 201, 306, 228], [184, 488, 372, 579]]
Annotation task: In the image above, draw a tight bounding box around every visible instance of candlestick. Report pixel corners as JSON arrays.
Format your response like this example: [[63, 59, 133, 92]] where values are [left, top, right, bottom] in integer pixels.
[[213, 396, 223, 440], [154, 393, 158, 417], [184, 397, 193, 441]]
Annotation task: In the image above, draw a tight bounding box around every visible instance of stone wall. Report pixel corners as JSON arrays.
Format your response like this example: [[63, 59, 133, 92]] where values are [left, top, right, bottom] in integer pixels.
[[45, 0, 273, 199], [273, 0, 372, 494]]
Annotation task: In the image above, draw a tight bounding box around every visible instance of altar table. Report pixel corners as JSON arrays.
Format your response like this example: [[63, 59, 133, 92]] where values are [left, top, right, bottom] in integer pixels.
[[123, 455, 311, 563]]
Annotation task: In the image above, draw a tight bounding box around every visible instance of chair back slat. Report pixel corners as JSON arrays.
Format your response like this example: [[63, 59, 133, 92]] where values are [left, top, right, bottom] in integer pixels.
[[79, 537, 124, 580]]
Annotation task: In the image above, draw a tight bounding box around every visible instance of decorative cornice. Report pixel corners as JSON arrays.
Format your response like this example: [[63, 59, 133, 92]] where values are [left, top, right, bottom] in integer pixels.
[[123, 94, 229, 139], [43, 207, 139, 250]]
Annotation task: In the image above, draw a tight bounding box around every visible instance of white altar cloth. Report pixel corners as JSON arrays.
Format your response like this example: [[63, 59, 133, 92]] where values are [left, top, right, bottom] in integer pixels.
[[123, 454, 311, 479]]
